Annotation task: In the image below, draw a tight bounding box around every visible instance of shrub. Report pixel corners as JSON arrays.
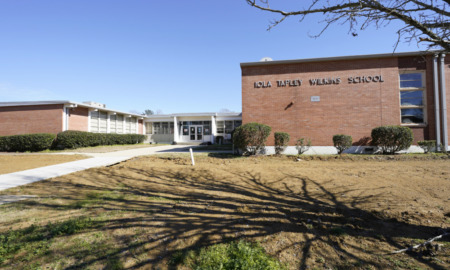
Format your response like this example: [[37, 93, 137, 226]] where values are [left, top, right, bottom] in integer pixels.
[[171, 241, 286, 270], [295, 138, 312, 155], [332, 134, 353, 154], [233, 122, 271, 155], [0, 133, 56, 152], [53, 131, 146, 149], [418, 140, 436, 153], [371, 126, 413, 154], [274, 132, 290, 155]]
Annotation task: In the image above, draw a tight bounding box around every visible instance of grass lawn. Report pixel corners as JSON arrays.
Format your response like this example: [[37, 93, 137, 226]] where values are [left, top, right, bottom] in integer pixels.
[[0, 154, 449, 269]]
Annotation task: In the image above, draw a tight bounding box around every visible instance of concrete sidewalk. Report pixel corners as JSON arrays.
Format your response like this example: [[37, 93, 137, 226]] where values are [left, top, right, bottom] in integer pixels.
[[0, 145, 196, 192]]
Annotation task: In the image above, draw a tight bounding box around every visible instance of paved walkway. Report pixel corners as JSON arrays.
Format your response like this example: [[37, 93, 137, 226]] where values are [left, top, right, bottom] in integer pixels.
[[0, 145, 197, 192]]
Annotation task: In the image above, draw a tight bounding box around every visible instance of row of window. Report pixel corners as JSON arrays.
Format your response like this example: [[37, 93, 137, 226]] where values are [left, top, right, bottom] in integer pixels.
[[217, 120, 242, 134], [145, 120, 242, 135], [90, 111, 137, 134]]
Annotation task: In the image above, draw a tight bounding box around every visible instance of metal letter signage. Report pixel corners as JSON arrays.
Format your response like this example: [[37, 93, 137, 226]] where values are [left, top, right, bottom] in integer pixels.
[[253, 75, 384, 88], [348, 75, 384, 83]]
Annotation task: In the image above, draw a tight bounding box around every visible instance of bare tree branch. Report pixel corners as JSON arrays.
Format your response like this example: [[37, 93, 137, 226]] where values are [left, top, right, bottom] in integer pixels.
[[246, 0, 450, 51]]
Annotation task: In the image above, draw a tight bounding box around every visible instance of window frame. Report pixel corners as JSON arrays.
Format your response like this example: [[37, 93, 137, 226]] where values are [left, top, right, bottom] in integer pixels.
[[399, 70, 427, 126]]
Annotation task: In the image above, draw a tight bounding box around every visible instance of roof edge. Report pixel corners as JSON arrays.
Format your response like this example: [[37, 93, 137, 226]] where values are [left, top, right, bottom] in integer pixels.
[[240, 50, 444, 68], [0, 100, 146, 118]]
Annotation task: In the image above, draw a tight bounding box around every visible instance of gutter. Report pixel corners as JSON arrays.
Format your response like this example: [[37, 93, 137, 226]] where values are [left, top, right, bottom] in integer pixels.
[[440, 53, 448, 151], [433, 54, 441, 151]]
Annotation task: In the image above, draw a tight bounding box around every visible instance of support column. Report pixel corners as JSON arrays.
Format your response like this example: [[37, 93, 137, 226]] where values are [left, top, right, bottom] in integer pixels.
[[211, 116, 216, 144], [173, 116, 178, 142]]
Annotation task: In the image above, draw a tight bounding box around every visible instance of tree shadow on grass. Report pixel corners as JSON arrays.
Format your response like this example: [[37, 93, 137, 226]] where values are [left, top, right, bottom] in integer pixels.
[[1, 159, 448, 269]]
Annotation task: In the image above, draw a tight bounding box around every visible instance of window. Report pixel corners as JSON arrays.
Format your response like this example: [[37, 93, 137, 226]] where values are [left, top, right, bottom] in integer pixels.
[[130, 117, 137, 134], [182, 125, 189, 135], [145, 123, 152, 134], [99, 112, 108, 133], [162, 122, 169, 134], [153, 122, 161, 134], [90, 111, 99, 132], [234, 120, 242, 128], [110, 115, 117, 133], [152, 122, 173, 134], [400, 72, 425, 124], [216, 121, 224, 133], [203, 121, 211, 135], [126, 117, 132, 133], [116, 115, 124, 134], [225, 121, 233, 134]]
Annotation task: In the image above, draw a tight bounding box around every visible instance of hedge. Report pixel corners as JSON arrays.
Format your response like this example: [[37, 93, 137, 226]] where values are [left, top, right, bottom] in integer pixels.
[[233, 122, 271, 155], [0, 133, 56, 152], [371, 126, 413, 154], [333, 134, 352, 154], [274, 132, 290, 154], [417, 140, 436, 153], [53, 131, 146, 149]]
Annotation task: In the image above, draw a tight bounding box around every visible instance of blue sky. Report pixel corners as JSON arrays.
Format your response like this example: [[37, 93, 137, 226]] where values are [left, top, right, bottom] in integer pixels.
[[0, 1, 427, 114]]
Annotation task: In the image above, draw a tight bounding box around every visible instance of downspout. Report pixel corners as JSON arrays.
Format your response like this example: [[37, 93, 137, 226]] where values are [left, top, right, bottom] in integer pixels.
[[440, 53, 448, 151], [433, 54, 441, 151]]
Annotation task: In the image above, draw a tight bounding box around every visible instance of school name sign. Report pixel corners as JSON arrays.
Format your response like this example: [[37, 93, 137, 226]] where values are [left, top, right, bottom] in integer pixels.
[[253, 75, 385, 88]]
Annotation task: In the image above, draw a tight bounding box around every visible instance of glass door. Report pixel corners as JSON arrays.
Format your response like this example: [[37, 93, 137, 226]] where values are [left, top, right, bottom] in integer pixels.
[[196, 126, 202, 140], [189, 126, 203, 141], [190, 126, 196, 141]]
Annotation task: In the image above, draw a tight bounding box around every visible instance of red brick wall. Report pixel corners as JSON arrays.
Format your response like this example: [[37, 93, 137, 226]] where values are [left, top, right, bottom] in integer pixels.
[[138, 119, 144, 134], [242, 56, 435, 146], [67, 107, 89, 131], [0, 104, 63, 136]]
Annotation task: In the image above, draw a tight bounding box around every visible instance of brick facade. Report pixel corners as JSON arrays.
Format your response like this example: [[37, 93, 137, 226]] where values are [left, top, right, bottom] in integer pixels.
[[0, 102, 146, 136], [242, 54, 450, 146], [67, 107, 89, 132], [0, 104, 63, 136]]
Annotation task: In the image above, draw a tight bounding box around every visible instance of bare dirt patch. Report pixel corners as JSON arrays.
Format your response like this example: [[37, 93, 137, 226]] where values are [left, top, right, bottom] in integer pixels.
[[0, 154, 88, 174], [0, 154, 449, 269]]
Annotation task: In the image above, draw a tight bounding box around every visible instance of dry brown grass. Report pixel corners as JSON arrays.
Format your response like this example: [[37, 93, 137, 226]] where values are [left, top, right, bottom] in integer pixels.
[[0, 154, 449, 269], [0, 154, 88, 174]]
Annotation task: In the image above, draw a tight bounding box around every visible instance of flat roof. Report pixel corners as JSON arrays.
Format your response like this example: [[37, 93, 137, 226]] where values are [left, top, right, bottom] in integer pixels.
[[146, 112, 242, 118], [0, 100, 145, 118], [240, 50, 443, 67]]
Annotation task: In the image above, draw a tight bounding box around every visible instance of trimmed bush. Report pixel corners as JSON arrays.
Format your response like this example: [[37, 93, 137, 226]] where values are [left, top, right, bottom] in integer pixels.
[[295, 138, 312, 155], [418, 140, 436, 153], [0, 133, 56, 152], [53, 131, 146, 149], [333, 134, 352, 154], [274, 132, 290, 155], [371, 126, 413, 154], [233, 122, 271, 155]]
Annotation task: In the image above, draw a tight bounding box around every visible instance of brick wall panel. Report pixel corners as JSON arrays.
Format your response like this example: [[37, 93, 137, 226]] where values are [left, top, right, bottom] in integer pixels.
[[67, 107, 89, 131], [0, 105, 63, 135], [242, 56, 433, 146]]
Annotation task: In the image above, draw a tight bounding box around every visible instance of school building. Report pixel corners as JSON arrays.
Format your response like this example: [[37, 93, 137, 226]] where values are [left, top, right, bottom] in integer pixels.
[[0, 51, 448, 152], [241, 51, 449, 153]]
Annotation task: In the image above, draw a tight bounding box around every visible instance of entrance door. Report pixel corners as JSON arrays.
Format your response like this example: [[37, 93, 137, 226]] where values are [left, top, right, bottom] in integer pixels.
[[189, 126, 203, 141]]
